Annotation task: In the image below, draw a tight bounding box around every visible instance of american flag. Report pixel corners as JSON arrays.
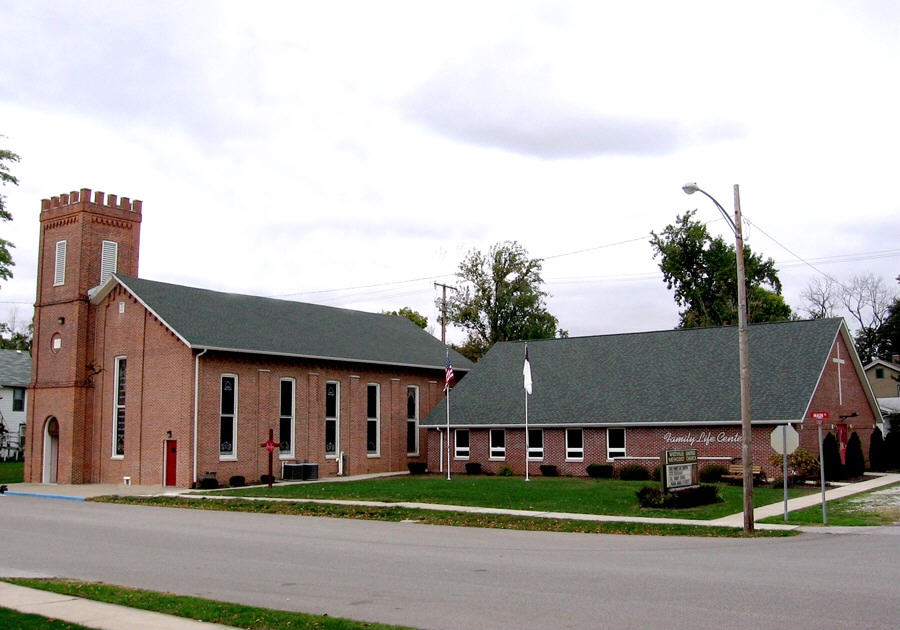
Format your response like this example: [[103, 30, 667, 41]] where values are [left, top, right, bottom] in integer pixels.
[[444, 349, 454, 392]]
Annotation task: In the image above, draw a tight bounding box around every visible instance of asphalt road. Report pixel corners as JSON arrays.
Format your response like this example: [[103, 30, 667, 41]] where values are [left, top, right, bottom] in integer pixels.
[[2, 495, 899, 630]]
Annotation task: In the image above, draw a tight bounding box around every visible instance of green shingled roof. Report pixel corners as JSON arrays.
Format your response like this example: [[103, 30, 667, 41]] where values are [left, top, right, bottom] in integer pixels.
[[107, 275, 472, 371], [0, 349, 31, 387], [424, 318, 848, 427]]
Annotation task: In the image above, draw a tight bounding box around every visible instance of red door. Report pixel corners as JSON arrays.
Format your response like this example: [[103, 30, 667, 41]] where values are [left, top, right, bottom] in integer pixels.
[[165, 440, 177, 486]]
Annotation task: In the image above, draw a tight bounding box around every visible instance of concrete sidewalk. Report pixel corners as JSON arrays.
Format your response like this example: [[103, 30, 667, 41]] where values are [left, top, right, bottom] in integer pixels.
[[709, 472, 900, 527], [0, 581, 234, 630]]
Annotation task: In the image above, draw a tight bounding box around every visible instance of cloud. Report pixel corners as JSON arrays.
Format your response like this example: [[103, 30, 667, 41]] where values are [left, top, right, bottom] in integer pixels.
[[404, 52, 742, 159], [0, 2, 253, 146]]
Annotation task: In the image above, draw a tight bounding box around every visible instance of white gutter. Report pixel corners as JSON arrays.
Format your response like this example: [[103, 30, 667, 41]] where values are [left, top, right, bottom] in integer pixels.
[[192, 348, 208, 486]]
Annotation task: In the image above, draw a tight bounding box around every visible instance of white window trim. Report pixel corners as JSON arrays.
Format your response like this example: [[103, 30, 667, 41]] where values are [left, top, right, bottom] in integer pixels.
[[366, 383, 380, 457], [489, 429, 506, 460], [279, 377, 295, 460], [111, 356, 126, 459], [527, 428, 544, 460], [325, 380, 340, 459], [566, 428, 584, 462], [53, 240, 67, 286], [406, 385, 419, 456], [219, 374, 238, 461], [607, 427, 626, 460], [100, 240, 118, 285], [454, 429, 470, 459]]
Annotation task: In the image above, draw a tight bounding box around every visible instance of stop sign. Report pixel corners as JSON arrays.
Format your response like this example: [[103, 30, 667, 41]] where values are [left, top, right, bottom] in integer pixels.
[[770, 424, 799, 455]]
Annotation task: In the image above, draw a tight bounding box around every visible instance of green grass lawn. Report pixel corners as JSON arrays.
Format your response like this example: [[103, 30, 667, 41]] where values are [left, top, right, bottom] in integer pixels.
[[0, 607, 94, 630], [4, 578, 416, 630], [0, 460, 24, 484], [760, 482, 900, 526], [207, 474, 815, 521], [97, 494, 793, 536]]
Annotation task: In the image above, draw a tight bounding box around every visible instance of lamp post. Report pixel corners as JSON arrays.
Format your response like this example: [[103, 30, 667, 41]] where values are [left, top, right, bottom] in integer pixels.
[[682, 183, 754, 533]]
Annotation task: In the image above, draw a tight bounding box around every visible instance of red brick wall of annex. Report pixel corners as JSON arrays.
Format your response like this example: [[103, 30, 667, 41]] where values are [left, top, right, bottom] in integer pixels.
[[797, 333, 877, 466]]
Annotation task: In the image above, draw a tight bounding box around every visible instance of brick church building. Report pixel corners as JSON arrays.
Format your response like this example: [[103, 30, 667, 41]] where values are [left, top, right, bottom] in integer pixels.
[[423, 318, 883, 479], [25, 189, 471, 487]]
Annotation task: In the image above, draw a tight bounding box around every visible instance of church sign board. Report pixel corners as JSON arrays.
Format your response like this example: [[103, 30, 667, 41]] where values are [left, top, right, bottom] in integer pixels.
[[662, 448, 699, 491]]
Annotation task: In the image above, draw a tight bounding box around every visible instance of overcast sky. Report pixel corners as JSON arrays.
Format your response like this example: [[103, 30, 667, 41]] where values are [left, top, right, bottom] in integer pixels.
[[1, 0, 898, 345]]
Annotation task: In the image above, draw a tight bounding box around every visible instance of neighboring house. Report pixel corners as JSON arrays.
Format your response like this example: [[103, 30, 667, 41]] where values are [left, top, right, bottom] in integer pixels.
[[864, 357, 900, 398], [0, 349, 31, 460], [423, 318, 882, 478], [24, 189, 471, 486]]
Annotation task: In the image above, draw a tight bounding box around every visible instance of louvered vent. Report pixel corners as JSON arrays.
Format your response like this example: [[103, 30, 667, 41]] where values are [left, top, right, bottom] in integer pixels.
[[54, 240, 67, 286], [100, 240, 118, 284]]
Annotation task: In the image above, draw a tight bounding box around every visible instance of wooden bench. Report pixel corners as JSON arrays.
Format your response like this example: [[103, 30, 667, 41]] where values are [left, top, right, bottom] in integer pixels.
[[722, 464, 765, 483]]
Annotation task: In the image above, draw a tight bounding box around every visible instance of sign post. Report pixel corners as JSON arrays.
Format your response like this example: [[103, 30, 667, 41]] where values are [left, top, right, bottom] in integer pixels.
[[770, 424, 799, 521], [810, 412, 829, 524], [260, 428, 277, 489]]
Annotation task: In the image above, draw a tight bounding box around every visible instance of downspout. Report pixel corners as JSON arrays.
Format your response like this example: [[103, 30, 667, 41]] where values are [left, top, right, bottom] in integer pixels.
[[192, 348, 208, 486]]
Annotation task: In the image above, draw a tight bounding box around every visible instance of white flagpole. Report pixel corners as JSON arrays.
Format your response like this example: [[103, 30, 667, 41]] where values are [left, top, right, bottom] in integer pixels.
[[524, 386, 530, 482], [524, 343, 531, 482], [446, 388, 451, 481]]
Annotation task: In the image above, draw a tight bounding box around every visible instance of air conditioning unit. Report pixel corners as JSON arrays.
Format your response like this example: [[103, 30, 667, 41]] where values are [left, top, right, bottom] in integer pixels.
[[282, 463, 319, 480]]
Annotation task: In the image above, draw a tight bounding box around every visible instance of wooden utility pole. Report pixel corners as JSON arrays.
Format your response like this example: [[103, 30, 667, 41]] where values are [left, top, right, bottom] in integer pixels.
[[434, 282, 456, 344]]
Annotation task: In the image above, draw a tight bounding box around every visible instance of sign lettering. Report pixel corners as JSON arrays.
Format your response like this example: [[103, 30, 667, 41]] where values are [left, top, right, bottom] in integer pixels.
[[663, 431, 741, 446]]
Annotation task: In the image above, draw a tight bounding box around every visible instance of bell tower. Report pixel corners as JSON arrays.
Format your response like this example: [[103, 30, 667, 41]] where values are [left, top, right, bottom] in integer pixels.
[[25, 189, 142, 483]]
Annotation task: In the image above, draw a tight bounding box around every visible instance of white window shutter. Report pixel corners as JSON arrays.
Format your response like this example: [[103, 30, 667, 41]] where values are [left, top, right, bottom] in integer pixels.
[[100, 241, 118, 284], [54, 240, 67, 286]]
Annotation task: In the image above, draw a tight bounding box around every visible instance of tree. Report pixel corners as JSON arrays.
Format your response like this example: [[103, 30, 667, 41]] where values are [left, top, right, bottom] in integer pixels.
[[822, 432, 844, 481], [868, 427, 886, 473], [844, 432, 865, 478], [446, 241, 564, 361], [876, 289, 900, 361], [0, 321, 32, 351], [383, 307, 428, 329], [800, 277, 839, 319], [839, 274, 895, 363], [0, 141, 21, 286], [650, 210, 791, 328]]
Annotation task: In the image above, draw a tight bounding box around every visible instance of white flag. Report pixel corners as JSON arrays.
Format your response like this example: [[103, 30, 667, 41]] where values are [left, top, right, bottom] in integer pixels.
[[523, 346, 532, 395]]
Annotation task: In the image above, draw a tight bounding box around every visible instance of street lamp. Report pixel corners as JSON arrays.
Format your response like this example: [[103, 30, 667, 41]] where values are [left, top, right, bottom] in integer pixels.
[[682, 182, 754, 533]]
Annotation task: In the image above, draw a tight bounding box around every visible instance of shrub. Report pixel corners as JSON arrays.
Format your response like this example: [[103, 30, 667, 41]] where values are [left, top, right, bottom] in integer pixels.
[[771, 447, 819, 480], [586, 463, 613, 479], [699, 464, 729, 483], [845, 432, 865, 478], [823, 432, 844, 481], [498, 465, 514, 477], [228, 475, 246, 487], [869, 427, 886, 472], [650, 466, 661, 482], [539, 464, 558, 477], [636, 484, 722, 509], [259, 474, 275, 485], [618, 464, 650, 481], [407, 461, 427, 475], [465, 462, 481, 475], [885, 421, 900, 470]]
